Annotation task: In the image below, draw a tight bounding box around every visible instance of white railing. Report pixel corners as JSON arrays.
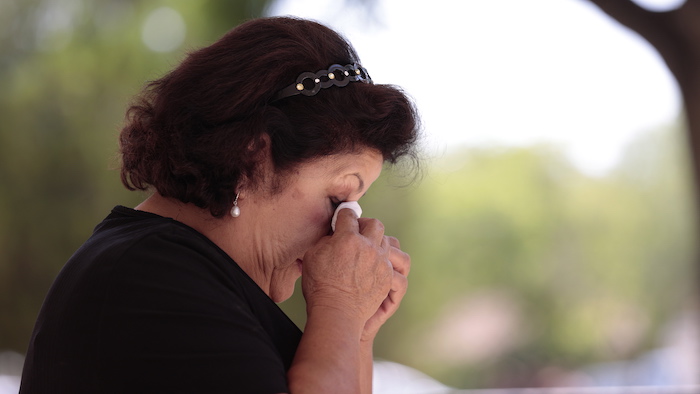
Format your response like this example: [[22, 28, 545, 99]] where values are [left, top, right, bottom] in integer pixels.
[[445, 386, 700, 394]]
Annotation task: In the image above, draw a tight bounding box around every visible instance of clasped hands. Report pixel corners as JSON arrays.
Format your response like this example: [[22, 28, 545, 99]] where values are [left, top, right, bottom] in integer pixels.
[[301, 208, 410, 341]]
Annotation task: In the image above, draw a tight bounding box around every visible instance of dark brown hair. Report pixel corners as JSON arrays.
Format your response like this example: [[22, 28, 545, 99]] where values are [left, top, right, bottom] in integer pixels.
[[120, 16, 420, 217]]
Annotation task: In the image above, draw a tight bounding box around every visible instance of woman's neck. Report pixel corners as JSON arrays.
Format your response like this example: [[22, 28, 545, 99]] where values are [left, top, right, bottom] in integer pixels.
[[134, 193, 272, 296]]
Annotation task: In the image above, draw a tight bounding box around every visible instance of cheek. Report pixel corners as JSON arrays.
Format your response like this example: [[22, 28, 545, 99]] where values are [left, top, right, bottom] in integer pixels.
[[293, 203, 332, 241], [289, 188, 330, 230], [308, 207, 331, 231]]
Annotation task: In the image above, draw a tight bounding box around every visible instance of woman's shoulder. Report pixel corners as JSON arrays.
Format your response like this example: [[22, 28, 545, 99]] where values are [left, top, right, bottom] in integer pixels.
[[26, 208, 300, 393], [82, 205, 225, 268], [95, 205, 206, 245], [49, 205, 283, 331], [44, 206, 243, 314]]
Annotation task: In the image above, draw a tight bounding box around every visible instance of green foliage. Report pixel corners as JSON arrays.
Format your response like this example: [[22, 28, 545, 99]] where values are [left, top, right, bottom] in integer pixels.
[[364, 126, 696, 387], [0, 1, 696, 389], [284, 126, 696, 387], [0, 0, 274, 354]]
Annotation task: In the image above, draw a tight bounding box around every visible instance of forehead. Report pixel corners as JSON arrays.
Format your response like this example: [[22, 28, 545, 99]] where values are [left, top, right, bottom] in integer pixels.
[[299, 149, 383, 179]]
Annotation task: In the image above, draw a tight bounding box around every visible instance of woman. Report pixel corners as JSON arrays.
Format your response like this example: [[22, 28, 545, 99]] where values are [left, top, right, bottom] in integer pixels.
[[20, 16, 419, 393]]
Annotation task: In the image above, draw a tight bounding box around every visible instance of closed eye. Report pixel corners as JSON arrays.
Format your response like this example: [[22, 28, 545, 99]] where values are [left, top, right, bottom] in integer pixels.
[[329, 197, 342, 210]]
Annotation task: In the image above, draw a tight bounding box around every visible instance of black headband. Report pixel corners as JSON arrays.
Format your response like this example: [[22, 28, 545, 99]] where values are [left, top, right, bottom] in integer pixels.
[[272, 63, 372, 102]]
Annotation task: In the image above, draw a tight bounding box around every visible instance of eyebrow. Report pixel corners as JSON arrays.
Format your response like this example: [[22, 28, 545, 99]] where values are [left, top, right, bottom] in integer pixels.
[[353, 173, 365, 194]]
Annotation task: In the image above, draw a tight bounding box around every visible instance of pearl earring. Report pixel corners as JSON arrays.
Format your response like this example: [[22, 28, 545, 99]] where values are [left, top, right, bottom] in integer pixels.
[[230, 193, 240, 218]]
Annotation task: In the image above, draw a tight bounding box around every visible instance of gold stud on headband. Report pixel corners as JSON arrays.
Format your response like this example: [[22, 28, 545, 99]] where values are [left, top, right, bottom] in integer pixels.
[[273, 63, 372, 102]]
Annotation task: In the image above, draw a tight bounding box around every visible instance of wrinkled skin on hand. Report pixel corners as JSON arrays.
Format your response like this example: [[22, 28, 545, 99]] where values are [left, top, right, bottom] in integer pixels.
[[301, 208, 410, 341]]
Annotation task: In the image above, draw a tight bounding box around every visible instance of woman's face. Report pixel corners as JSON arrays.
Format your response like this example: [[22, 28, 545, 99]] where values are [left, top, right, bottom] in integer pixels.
[[242, 148, 384, 302]]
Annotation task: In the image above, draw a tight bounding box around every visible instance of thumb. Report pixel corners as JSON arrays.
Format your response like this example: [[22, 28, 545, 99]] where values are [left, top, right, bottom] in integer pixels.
[[331, 201, 362, 232]]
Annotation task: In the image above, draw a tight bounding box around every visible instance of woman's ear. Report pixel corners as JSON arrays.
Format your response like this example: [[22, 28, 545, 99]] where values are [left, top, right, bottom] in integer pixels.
[[247, 132, 273, 172], [248, 132, 271, 155], [239, 132, 277, 197]]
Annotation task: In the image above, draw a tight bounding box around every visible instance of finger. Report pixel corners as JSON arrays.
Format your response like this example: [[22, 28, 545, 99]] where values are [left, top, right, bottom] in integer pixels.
[[388, 246, 410, 276], [380, 272, 408, 314], [333, 207, 360, 234], [379, 235, 390, 252], [357, 217, 385, 244], [386, 236, 401, 249], [390, 271, 408, 295], [385, 236, 409, 274]]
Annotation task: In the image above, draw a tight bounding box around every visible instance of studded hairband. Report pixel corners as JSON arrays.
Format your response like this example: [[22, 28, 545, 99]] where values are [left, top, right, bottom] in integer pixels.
[[272, 63, 372, 102]]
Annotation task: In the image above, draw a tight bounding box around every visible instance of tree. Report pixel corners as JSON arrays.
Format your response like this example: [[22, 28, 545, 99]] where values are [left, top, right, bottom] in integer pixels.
[[584, 0, 700, 290]]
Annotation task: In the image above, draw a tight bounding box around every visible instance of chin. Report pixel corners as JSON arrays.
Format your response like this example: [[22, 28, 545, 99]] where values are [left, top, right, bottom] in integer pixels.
[[270, 276, 302, 303], [271, 289, 294, 303]]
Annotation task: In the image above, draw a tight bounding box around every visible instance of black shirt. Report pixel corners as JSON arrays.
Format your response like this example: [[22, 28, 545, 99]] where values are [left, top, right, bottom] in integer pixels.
[[20, 206, 302, 393]]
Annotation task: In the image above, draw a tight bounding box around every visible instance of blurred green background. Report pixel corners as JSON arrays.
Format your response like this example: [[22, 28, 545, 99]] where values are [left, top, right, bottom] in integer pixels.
[[1, 0, 697, 389]]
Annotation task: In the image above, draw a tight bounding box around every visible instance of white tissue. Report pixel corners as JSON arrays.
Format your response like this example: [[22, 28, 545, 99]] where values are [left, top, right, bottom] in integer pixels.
[[331, 201, 362, 232]]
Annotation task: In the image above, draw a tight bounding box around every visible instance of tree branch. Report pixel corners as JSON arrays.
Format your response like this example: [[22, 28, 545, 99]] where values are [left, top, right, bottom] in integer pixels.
[[585, 0, 688, 80]]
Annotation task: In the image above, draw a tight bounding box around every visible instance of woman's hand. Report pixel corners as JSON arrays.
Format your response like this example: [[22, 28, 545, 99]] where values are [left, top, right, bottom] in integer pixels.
[[360, 234, 410, 342], [301, 208, 395, 325], [301, 208, 410, 340], [290, 208, 410, 393]]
